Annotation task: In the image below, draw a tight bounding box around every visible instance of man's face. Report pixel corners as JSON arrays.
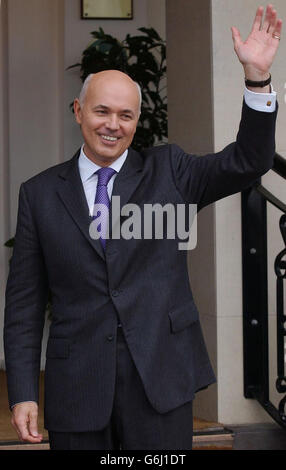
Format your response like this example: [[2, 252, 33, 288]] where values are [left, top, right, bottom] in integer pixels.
[[74, 74, 140, 165]]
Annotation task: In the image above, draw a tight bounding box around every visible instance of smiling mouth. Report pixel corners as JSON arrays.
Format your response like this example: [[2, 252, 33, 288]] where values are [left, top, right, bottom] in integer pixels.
[[100, 134, 120, 142]]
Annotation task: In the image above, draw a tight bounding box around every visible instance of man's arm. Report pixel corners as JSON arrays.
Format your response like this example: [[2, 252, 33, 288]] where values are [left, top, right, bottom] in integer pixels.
[[170, 5, 282, 210], [4, 183, 49, 442]]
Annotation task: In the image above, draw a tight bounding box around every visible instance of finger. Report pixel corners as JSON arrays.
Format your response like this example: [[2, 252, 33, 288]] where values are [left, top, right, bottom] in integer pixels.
[[271, 18, 283, 43], [14, 416, 31, 442], [11, 419, 23, 441], [274, 18, 283, 36], [12, 416, 42, 443], [28, 410, 42, 439], [251, 6, 264, 32], [262, 4, 273, 31], [231, 26, 243, 50], [19, 422, 43, 443], [268, 9, 277, 34]]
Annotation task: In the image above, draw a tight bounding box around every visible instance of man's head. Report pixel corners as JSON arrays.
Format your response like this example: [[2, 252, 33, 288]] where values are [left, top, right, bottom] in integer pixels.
[[74, 70, 141, 166]]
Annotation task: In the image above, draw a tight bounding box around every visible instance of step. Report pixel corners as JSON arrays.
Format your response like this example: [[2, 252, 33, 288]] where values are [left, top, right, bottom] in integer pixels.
[[193, 421, 234, 450], [0, 440, 50, 450], [193, 431, 234, 450], [0, 429, 234, 451]]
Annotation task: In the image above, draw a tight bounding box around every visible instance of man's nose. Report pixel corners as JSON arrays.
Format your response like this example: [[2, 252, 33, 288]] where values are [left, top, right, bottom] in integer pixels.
[[106, 114, 120, 130]]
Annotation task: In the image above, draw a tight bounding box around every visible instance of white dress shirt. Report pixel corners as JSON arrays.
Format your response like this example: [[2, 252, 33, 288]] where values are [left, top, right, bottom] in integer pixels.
[[78, 146, 128, 216]]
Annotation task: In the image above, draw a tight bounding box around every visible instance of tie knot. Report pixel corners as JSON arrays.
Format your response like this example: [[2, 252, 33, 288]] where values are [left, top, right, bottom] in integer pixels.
[[96, 167, 117, 186]]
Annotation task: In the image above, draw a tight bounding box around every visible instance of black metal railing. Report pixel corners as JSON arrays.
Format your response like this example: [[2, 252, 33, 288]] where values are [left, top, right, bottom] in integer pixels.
[[242, 153, 286, 429]]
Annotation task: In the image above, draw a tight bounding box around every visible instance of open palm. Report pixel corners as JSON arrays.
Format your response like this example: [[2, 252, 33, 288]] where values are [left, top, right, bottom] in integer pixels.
[[231, 4, 282, 77]]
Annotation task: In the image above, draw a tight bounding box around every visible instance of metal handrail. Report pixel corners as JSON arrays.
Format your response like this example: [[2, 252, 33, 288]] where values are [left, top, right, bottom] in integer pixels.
[[256, 152, 286, 212], [256, 185, 286, 213], [242, 152, 286, 430], [273, 153, 286, 179]]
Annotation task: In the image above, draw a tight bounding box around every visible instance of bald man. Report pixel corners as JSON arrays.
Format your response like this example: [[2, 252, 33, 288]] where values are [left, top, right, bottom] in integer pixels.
[[4, 5, 282, 450], [74, 71, 141, 167]]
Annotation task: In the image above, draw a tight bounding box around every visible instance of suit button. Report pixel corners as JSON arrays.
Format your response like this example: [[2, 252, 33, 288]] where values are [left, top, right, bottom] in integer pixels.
[[107, 334, 114, 341], [111, 290, 119, 297]]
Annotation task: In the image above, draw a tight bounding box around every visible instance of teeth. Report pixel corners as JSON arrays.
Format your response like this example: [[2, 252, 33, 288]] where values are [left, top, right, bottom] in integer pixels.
[[101, 135, 118, 141]]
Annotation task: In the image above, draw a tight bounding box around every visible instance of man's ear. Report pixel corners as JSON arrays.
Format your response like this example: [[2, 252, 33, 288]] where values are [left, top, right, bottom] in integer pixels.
[[74, 99, 82, 124]]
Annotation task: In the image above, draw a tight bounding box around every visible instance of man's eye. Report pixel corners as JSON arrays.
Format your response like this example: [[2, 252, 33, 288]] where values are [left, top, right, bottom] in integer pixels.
[[122, 114, 132, 120], [96, 110, 107, 115]]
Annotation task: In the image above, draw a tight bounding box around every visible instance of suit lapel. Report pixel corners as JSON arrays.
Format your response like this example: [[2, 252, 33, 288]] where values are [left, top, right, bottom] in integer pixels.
[[110, 147, 144, 236], [56, 150, 105, 260], [56, 148, 144, 259], [112, 148, 143, 203]]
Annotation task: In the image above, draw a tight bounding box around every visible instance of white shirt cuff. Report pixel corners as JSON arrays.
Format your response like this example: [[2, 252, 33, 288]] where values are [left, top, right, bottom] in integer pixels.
[[244, 84, 277, 113]]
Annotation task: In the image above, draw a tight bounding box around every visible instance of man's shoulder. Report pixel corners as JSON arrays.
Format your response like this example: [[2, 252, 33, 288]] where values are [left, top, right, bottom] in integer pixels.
[[139, 143, 184, 165], [140, 143, 181, 156]]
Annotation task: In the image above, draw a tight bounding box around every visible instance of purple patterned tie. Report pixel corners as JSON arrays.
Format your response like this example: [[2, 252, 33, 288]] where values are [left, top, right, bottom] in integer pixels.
[[93, 167, 117, 249]]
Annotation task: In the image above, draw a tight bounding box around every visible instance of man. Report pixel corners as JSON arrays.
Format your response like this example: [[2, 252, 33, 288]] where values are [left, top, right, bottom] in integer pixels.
[[4, 5, 282, 449]]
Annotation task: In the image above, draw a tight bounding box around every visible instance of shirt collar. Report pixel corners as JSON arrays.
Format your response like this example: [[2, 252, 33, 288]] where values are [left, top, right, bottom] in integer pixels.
[[78, 145, 128, 183]]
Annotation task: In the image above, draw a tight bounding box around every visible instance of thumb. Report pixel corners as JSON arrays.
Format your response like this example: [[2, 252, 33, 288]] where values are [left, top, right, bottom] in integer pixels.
[[28, 410, 40, 437], [231, 26, 242, 50]]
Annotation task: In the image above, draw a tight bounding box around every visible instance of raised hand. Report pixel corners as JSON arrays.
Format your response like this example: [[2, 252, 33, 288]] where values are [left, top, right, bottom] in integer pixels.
[[231, 4, 282, 83]]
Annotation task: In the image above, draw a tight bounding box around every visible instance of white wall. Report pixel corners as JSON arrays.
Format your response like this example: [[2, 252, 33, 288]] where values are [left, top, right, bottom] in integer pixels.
[[0, 0, 66, 369], [7, 0, 65, 226]]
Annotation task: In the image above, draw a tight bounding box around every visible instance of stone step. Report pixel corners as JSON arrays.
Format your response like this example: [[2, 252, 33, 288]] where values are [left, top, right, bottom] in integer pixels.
[[193, 418, 234, 450], [0, 431, 234, 451], [193, 432, 234, 450], [0, 440, 50, 450]]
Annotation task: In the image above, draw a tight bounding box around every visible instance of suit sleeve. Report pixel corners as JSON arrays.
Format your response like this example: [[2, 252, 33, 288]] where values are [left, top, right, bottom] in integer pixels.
[[4, 182, 49, 409], [170, 101, 278, 211]]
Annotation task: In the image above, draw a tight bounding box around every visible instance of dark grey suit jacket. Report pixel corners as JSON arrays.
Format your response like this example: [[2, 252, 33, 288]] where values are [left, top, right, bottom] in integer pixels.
[[4, 102, 277, 431]]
